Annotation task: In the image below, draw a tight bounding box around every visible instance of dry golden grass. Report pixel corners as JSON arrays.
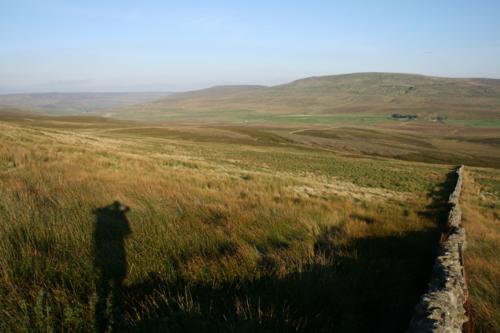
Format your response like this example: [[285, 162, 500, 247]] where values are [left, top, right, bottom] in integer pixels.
[[0, 117, 457, 332], [462, 169, 500, 332]]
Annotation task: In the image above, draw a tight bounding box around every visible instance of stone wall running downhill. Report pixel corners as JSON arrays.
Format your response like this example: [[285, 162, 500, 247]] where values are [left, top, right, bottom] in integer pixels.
[[409, 165, 469, 333]]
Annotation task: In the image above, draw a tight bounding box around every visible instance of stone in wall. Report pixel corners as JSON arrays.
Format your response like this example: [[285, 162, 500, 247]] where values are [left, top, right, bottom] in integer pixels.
[[408, 166, 468, 333]]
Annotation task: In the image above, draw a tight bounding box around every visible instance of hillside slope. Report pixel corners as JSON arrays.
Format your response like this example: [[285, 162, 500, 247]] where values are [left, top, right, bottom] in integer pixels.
[[116, 73, 500, 121]]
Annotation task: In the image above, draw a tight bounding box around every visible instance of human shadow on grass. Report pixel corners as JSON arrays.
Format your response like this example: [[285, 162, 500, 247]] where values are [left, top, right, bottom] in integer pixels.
[[93, 201, 132, 333], [121, 227, 440, 333]]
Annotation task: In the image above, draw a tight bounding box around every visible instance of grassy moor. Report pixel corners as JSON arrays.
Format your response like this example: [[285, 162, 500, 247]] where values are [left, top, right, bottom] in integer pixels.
[[1, 98, 499, 331], [2, 2, 500, 331]]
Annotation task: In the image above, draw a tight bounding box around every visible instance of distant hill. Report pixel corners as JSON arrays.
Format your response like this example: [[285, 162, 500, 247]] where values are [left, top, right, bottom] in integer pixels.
[[116, 73, 500, 121], [0, 92, 171, 115]]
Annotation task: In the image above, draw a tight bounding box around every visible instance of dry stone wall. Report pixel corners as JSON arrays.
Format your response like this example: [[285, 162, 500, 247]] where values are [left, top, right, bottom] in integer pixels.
[[409, 165, 469, 333]]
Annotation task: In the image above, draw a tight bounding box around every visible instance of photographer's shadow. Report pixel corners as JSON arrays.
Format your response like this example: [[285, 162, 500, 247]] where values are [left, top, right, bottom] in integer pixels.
[[93, 201, 131, 333]]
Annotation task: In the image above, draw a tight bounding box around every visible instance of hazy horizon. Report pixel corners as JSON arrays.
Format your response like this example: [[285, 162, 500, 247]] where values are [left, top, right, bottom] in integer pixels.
[[3, 71, 500, 95], [2, 1, 500, 93]]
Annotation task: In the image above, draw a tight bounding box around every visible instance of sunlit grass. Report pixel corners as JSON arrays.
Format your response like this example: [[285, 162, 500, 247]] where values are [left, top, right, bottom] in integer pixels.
[[0, 119, 453, 332], [462, 169, 500, 332]]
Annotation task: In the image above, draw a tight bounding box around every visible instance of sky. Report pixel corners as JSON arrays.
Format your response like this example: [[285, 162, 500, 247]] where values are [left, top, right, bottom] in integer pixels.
[[1, 0, 500, 93]]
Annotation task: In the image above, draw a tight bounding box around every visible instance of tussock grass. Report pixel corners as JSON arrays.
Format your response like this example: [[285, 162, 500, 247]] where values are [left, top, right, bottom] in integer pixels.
[[462, 169, 500, 332], [0, 119, 451, 332]]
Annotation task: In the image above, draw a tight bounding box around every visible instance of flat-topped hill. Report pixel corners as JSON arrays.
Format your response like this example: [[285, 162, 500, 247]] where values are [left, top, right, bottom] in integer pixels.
[[120, 73, 500, 120]]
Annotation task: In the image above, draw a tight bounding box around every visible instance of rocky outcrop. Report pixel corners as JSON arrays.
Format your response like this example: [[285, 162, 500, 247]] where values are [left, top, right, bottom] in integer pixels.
[[409, 165, 468, 333]]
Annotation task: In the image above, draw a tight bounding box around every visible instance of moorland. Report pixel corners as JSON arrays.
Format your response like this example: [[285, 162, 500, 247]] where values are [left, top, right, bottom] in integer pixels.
[[0, 73, 499, 332]]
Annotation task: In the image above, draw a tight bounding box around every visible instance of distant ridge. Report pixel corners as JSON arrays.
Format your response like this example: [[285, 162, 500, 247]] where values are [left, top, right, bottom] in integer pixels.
[[3, 73, 500, 120], [124, 72, 500, 120], [0, 92, 172, 115]]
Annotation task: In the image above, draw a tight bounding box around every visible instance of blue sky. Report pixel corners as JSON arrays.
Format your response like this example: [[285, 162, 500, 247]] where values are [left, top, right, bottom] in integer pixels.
[[1, 0, 499, 93]]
